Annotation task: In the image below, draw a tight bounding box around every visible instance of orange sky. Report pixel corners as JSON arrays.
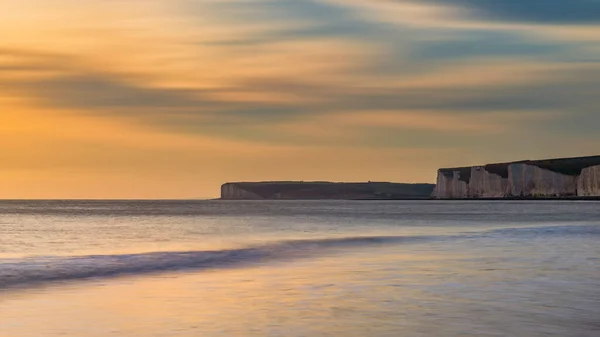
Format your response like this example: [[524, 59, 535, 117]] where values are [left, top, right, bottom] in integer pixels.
[[1, 0, 599, 198]]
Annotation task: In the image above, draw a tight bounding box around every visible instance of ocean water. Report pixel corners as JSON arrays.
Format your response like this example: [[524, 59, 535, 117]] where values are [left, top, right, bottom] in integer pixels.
[[1, 200, 599, 337]]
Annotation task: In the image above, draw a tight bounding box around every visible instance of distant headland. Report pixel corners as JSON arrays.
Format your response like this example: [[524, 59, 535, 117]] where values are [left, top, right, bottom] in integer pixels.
[[220, 182, 435, 200]]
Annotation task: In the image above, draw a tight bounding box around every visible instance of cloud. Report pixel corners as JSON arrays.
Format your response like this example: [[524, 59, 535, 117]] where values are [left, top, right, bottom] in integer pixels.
[[13, 74, 206, 109], [331, 0, 600, 45], [408, 30, 569, 61], [193, 0, 390, 53], [410, 0, 600, 24], [3, 44, 600, 150]]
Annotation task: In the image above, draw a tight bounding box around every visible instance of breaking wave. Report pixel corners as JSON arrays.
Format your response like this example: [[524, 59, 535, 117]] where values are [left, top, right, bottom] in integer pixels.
[[0, 235, 420, 289]]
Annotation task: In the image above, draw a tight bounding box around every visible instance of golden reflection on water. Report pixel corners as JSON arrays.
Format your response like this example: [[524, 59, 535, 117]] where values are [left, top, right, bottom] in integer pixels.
[[2, 249, 444, 337]]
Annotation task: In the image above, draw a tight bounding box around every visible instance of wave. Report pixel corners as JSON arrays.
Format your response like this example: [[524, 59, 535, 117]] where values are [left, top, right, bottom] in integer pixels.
[[2, 224, 597, 290], [0, 235, 420, 289]]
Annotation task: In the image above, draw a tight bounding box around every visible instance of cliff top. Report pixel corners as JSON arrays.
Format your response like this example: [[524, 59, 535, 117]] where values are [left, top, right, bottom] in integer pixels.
[[439, 155, 600, 179], [222, 181, 431, 186]]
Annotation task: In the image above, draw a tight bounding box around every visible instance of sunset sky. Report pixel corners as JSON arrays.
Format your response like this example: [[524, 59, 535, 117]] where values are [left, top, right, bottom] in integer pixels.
[[2, 0, 599, 199]]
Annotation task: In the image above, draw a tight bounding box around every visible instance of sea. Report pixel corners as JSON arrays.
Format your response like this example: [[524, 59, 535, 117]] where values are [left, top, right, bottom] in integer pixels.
[[1, 200, 599, 337]]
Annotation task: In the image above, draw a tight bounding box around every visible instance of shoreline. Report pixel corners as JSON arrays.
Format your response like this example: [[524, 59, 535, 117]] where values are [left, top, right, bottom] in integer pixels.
[[219, 197, 600, 201]]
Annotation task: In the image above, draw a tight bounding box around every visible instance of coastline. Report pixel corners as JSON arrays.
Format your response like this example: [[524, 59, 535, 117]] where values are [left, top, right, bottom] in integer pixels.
[[217, 197, 600, 201]]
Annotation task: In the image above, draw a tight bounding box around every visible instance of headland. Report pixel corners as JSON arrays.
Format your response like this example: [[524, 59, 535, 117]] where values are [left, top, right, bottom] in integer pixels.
[[220, 182, 435, 200]]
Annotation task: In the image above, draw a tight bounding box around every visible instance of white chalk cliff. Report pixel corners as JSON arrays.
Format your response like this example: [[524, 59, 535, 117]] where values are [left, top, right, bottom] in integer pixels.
[[469, 166, 509, 198], [508, 164, 577, 197], [433, 156, 600, 199], [578, 165, 600, 197]]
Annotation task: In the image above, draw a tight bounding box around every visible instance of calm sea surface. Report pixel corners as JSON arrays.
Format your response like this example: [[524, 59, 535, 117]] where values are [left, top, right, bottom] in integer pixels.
[[1, 200, 599, 336]]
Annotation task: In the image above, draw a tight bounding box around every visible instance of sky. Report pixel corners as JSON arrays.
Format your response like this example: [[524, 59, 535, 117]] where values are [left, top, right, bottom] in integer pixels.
[[1, 0, 599, 199]]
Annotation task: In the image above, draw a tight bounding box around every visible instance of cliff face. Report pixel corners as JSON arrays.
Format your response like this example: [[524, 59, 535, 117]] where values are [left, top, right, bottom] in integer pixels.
[[433, 168, 469, 198], [578, 165, 600, 197], [433, 171, 450, 198], [469, 166, 509, 198], [221, 182, 435, 200], [508, 164, 577, 197], [434, 155, 600, 199], [221, 183, 263, 200]]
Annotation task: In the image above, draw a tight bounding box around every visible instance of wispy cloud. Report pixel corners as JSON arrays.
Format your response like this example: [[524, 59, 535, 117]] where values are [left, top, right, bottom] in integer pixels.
[[405, 0, 600, 24]]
